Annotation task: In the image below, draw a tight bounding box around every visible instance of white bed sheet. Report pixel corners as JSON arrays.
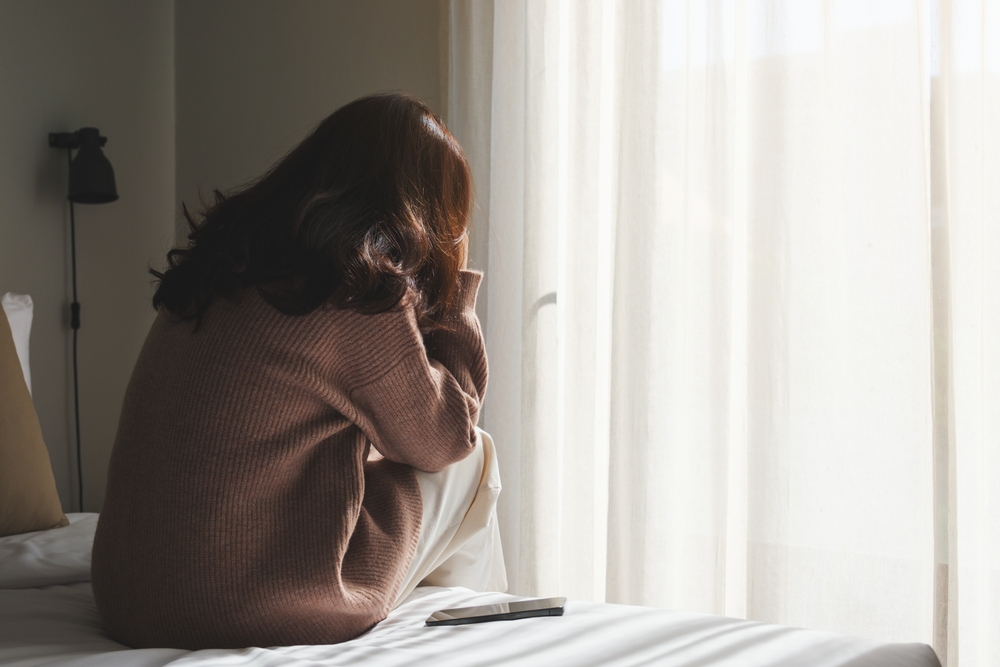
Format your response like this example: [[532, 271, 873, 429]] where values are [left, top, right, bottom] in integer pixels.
[[0, 515, 940, 667], [0, 515, 96, 589]]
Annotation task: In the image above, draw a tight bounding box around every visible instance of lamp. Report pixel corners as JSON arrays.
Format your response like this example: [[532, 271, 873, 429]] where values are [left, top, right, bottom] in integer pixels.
[[48, 128, 118, 512], [67, 128, 119, 204]]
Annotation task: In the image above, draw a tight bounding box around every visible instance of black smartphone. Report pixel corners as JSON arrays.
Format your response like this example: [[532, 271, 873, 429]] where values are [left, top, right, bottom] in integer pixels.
[[425, 596, 567, 626]]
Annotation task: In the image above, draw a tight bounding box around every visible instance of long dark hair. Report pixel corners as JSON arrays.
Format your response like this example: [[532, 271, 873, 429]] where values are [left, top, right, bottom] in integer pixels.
[[151, 92, 472, 330]]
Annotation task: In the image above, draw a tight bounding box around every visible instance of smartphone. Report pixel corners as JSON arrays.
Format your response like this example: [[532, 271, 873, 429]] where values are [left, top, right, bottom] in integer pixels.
[[426, 597, 567, 626]]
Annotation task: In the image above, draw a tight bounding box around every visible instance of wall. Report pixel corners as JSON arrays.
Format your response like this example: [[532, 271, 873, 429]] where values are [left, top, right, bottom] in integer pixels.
[[175, 0, 442, 242], [0, 0, 176, 512]]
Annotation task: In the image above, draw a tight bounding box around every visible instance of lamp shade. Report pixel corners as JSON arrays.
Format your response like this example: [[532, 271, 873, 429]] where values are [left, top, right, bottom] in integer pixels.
[[68, 128, 118, 204]]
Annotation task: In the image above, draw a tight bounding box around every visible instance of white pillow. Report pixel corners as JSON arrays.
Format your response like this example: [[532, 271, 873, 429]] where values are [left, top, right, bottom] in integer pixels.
[[0, 513, 96, 588], [1, 292, 32, 395]]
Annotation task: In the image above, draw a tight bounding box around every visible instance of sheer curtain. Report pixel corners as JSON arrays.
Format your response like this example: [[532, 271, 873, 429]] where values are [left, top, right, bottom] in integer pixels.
[[443, 1, 998, 664]]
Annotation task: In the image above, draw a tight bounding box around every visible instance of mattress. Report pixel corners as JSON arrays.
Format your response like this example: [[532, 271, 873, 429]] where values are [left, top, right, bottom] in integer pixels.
[[0, 515, 940, 667]]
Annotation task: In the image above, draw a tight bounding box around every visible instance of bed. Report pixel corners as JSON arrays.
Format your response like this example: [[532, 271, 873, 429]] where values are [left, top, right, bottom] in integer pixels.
[[0, 514, 940, 667]]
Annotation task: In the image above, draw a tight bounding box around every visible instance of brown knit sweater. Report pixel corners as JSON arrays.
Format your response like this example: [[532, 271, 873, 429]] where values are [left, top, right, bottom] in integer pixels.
[[91, 271, 487, 650]]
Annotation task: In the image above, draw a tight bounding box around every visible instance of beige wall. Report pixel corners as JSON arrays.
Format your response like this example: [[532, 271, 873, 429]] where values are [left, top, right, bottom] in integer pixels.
[[175, 0, 442, 242], [0, 0, 176, 512], [0, 1, 442, 513]]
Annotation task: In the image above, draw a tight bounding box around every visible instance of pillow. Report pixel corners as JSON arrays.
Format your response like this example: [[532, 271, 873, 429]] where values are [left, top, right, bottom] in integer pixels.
[[1, 292, 32, 395], [0, 512, 96, 588], [0, 303, 68, 537]]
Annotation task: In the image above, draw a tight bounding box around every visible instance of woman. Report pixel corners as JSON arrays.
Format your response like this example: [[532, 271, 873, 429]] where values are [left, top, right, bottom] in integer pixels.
[[91, 93, 504, 650]]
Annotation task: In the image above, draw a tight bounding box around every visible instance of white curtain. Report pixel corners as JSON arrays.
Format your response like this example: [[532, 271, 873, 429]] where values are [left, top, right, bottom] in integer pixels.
[[443, 1, 999, 664]]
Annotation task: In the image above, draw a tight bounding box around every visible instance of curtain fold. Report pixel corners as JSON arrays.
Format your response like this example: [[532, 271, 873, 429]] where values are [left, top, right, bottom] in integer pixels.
[[445, 2, 998, 664]]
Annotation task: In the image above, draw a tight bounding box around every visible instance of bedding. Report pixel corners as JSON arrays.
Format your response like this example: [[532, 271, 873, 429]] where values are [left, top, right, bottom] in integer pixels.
[[0, 514, 95, 589], [0, 515, 941, 667], [1, 292, 32, 394], [0, 298, 68, 537]]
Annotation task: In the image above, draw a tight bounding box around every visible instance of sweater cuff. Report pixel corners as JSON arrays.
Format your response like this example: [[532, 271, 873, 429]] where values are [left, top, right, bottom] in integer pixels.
[[451, 270, 483, 313]]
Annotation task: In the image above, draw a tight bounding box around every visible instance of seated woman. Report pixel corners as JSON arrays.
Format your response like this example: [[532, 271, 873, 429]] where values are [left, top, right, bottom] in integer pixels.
[[91, 93, 504, 650]]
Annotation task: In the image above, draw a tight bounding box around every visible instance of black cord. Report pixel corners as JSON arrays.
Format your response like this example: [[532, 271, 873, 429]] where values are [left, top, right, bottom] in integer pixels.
[[68, 148, 83, 513]]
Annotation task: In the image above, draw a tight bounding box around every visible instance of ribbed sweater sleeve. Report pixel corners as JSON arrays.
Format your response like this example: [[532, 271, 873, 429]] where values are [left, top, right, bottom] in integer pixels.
[[346, 270, 487, 472]]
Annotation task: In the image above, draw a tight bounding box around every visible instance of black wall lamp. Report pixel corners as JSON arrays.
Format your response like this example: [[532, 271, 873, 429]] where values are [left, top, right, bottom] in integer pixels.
[[49, 127, 118, 512]]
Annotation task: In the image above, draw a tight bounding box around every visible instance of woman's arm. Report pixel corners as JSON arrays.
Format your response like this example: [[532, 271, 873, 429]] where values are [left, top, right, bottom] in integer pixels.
[[345, 271, 487, 472]]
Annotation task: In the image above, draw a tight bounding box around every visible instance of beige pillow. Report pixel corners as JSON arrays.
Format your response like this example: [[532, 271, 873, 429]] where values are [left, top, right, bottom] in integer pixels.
[[0, 305, 68, 537]]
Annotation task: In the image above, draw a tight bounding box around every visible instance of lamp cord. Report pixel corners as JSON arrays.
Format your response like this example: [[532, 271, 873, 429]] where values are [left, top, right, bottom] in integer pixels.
[[67, 148, 83, 513]]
